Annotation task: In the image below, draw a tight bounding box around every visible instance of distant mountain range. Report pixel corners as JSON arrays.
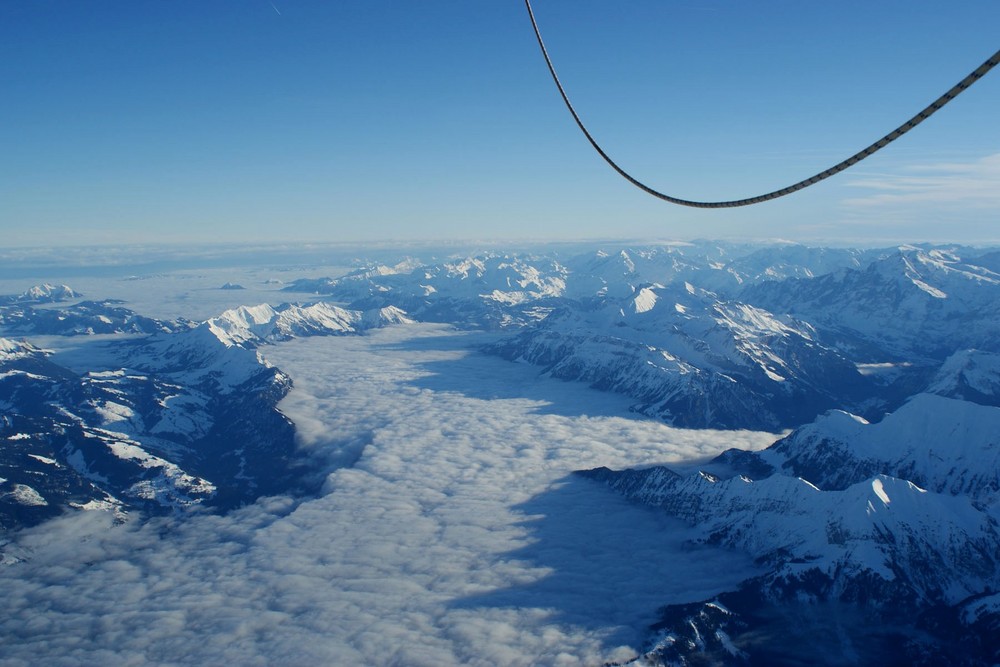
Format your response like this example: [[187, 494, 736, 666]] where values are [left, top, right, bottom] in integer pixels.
[[279, 243, 1000, 429]]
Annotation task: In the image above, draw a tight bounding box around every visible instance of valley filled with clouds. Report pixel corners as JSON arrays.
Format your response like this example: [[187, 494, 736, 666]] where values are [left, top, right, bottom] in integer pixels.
[[3, 240, 1000, 665], [0, 323, 771, 665]]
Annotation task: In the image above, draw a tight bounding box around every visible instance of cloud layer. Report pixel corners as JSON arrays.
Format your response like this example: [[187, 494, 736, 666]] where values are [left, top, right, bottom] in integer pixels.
[[844, 153, 1000, 209], [0, 325, 777, 666]]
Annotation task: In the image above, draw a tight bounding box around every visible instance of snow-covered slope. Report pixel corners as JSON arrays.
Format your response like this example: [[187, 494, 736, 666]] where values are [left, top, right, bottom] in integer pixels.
[[1, 295, 416, 531], [0, 340, 215, 529], [206, 302, 411, 347], [0, 300, 179, 336], [764, 394, 1000, 504], [926, 348, 1000, 407], [584, 466, 998, 606], [0, 338, 39, 363], [741, 246, 1000, 359], [488, 282, 868, 429], [4, 283, 82, 304], [581, 388, 1000, 664]]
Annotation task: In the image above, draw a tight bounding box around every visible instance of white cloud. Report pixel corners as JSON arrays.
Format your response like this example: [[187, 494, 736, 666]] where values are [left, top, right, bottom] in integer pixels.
[[0, 324, 777, 666], [843, 153, 1000, 208]]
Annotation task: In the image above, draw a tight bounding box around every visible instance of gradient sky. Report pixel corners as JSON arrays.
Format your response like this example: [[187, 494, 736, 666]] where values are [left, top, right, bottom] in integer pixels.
[[2, 1, 998, 247]]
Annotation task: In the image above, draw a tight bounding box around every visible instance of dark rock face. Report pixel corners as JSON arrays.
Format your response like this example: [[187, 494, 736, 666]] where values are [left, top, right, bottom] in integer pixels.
[[638, 588, 999, 667]]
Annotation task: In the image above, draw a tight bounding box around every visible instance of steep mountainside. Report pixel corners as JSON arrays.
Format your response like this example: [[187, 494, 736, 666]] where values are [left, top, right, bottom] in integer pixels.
[[926, 348, 1000, 407], [0, 298, 414, 531], [488, 282, 869, 429], [583, 390, 1000, 665], [0, 300, 181, 336], [0, 329, 289, 530], [740, 246, 1000, 359]]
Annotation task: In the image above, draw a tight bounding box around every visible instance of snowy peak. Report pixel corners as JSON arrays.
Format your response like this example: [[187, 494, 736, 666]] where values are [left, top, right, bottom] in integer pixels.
[[0, 338, 44, 362], [8, 283, 81, 304], [489, 283, 864, 429], [770, 393, 1000, 502], [208, 303, 282, 346], [926, 349, 1000, 407], [360, 305, 412, 328], [740, 245, 1000, 359], [207, 301, 412, 347], [282, 253, 569, 327], [562, 246, 724, 299], [629, 285, 659, 314], [724, 244, 873, 284], [866, 246, 1000, 301], [563, 242, 882, 298], [582, 465, 999, 606], [432, 253, 568, 302]]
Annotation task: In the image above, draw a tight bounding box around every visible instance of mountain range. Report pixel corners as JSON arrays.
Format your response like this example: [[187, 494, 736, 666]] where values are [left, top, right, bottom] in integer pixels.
[[0, 296, 413, 532], [3, 241, 1000, 663], [584, 376, 1000, 663]]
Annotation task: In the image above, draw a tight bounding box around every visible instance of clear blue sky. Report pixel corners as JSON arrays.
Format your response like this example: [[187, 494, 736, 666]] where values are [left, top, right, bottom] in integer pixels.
[[2, 1, 998, 247]]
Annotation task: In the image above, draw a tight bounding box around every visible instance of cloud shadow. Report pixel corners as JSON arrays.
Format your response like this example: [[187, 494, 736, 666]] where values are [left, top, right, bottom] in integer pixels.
[[447, 473, 760, 653], [371, 329, 646, 420]]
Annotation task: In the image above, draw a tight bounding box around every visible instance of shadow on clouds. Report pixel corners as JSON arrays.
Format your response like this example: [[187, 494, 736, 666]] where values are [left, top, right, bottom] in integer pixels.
[[447, 473, 760, 653], [372, 331, 643, 420]]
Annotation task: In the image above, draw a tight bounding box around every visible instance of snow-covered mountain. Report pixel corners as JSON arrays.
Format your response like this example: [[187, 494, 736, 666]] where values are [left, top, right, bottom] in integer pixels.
[[278, 243, 885, 329], [0, 299, 180, 336], [564, 243, 882, 298], [3, 283, 82, 304], [460, 244, 1000, 430], [763, 394, 1000, 504], [0, 298, 413, 530], [284, 253, 570, 328], [582, 389, 1000, 664], [585, 466, 998, 607], [557, 246, 715, 299], [205, 302, 411, 347], [488, 281, 869, 429], [740, 246, 1000, 359], [0, 337, 217, 530], [926, 348, 1000, 408], [722, 244, 878, 285]]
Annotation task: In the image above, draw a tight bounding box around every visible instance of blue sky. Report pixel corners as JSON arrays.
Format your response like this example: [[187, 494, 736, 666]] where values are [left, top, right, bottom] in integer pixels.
[[2, 1, 998, 247]]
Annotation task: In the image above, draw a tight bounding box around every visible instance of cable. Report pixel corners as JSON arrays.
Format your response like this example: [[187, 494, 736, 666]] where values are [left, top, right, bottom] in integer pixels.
[[525, 0, 1000, 208]]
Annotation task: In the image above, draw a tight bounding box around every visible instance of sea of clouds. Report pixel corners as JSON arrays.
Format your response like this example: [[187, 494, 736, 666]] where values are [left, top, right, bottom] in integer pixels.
[[0, 320, 778, 666]]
